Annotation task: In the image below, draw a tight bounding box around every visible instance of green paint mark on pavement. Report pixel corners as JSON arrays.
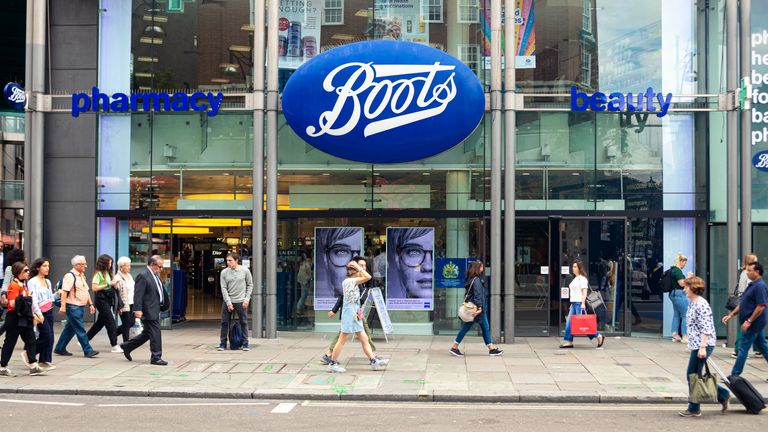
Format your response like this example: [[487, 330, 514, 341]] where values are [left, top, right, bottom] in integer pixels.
[[264, 364, 274, 372], [403, 379, 427, 385], [332, 384, 352, 395]]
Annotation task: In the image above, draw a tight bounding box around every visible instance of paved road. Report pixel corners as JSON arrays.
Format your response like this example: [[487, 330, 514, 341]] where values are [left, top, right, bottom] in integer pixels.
[[2, 394, 765, 431]]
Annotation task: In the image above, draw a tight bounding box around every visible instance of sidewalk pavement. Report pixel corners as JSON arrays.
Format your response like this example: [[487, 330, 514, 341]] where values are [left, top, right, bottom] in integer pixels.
[[1, 322, 767, 403]]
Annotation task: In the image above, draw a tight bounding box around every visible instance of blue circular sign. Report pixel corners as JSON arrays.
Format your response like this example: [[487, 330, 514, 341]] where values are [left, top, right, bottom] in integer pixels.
[[3, 82, 26, 110], [282, 41, 485, 163], [753, 150, 768, 172]]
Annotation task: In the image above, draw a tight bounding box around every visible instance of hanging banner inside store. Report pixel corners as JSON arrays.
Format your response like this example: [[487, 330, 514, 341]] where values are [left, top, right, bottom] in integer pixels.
[[435, 258, 467, 289], [481, 0, 536, 69], [371, 0, 428, 43], [314, 227, 364, 310], [281, 40, 485, 163], [386, 227, 434, 310], [278, 0, 321, 70], [3, 82, 25, 110]]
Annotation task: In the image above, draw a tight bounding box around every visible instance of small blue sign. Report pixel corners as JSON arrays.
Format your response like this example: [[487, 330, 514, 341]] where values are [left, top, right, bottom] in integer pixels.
[[436, 258, 467, 289], [282, 40, 485, 163], [3, 83, 25, 110], [753, 150, 768, 172]]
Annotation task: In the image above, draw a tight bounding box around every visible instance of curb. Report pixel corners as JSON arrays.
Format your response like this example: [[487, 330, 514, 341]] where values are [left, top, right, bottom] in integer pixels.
[[0, 386, 694, 404]]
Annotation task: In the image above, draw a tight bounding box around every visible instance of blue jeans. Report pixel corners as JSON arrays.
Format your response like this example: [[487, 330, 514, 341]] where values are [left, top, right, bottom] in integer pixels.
[[731, 325, 768, 376], [564, 302, 600, 342], [55, 304, 94, 355], [670, 290, 689, 336], [686, 346, 729, 412], [454, 311, 492, 346]]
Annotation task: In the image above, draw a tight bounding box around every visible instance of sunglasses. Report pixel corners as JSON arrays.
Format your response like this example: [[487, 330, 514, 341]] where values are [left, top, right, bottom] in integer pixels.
[[22, 269, 29, 272]]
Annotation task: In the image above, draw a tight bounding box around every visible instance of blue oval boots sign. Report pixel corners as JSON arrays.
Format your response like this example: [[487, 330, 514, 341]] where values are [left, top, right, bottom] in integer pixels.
[[753, 150, 768, 172], [282, 40, 485, 163]]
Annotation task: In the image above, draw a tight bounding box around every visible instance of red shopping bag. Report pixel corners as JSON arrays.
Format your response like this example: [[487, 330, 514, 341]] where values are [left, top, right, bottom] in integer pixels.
[[570, 312, 597, 336]]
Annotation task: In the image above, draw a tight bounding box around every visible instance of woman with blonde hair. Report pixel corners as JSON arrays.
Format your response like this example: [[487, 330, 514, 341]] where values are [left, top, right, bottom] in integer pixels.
[[678, 276, 730, 417], [669, 252, 693, 343], [113, 257, 135, 344]]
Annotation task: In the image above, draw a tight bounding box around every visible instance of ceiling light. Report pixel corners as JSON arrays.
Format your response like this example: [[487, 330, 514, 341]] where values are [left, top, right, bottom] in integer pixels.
[[211, 78, 230, 83], [143, 15, 168, 23], [140, 36, 163, 45], [422, 172, 431, 176], [241, 24, 257, 31], [134, 72, 154, 78], [229, 45, 251, 52], [322, 173, 331, 176], [143, 25, 165, 37], [521, 172, 530, 176], [137, 56, 159, 63]]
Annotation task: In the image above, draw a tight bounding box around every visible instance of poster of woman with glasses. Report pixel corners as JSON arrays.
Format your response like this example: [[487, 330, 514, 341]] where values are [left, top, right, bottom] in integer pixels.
[[314, 227, 364, 310], [386, 227, 434, 310]]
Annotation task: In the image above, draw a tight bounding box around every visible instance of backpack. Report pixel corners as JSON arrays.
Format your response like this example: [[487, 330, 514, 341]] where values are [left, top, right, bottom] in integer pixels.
[[53, 271, 77, 307], [661, 267, 676, 293], [228, 313, 244, 350]]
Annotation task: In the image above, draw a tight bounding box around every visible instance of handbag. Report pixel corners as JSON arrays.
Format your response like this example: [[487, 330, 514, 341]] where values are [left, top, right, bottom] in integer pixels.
[[725, 284, 739, 311], [570, 310, 597, 335], [458, 277, 478, 323], [129, 318, 144, 339], [586, 286, 604, 311], [688, 360, 718, 403]]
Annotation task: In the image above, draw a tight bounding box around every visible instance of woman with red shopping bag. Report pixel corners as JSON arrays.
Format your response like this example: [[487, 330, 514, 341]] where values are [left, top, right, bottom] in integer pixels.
[[560, 261, 605, 349]]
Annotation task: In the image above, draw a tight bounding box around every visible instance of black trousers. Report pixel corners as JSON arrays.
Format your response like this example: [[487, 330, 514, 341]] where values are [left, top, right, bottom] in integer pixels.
[[122, 318, 162, 360], [220, 302, 249, 345], [0, 310, 36, 367], [86, 293, 118, 346], [116, 306, 135, 343], [35, 309, 54, 363]]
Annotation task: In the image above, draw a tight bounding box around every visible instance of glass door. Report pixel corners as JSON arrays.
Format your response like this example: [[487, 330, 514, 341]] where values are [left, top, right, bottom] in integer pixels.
[[558, 219, 628, 336], [514, 219, 551, 336]]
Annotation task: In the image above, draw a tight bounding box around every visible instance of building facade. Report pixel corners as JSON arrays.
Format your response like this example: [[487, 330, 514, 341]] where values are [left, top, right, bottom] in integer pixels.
[[32, 0, 762, 341]]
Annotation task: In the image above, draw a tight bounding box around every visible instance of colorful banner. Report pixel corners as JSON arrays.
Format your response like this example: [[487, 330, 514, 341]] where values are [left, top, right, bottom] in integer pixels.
[[435, 258, 467, 289], [386, 227, 434, 310], [481, 0, 535, 69], [313, 227, 363, 310], [278, 0, 322, 70]]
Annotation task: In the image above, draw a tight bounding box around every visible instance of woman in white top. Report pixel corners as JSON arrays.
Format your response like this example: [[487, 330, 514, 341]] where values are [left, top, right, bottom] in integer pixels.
[[28, 257, 56, 370], [113, 257, 136, 344], [560, 261, 604, 349]]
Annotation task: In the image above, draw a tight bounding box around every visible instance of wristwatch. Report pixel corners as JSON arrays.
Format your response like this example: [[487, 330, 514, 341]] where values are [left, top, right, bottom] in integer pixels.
[[746, 318, 753, 323]]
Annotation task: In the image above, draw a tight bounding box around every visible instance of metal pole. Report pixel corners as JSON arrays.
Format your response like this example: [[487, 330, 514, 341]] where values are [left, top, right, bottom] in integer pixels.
[[252, 0, 266, 338], [489, 0, 502, 341], [502, 0, 516, 344], [726, 0, 738, 347], [265, 0, 279, 338], [23, 0, 34, 253], [28, 0, 46, 259], [740, 0, 752, 257]]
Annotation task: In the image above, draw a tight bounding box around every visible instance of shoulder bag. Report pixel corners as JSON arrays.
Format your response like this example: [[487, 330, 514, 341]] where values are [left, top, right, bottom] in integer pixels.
[[586, 284, 604, 311], [725, 284, 739, 311], [458, 277, 478, 323]]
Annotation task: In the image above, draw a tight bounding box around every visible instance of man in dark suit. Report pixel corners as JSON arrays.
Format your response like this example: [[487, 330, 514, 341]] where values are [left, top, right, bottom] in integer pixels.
[[120, 255, 169, 365]]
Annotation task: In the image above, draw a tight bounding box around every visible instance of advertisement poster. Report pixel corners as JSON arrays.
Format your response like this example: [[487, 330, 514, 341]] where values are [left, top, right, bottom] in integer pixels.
[[435, 258, 467, 289], [481, 0, 536, 68], [386, 227, 434, 310], [371, 0, 429, 44], [314, 227, 363, 310], [278, 0, 322, 70]]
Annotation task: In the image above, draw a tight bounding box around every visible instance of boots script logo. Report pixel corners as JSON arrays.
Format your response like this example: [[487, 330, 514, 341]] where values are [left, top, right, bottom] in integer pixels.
[[753, 150, 768, 172], [282, 41, 484, 163]]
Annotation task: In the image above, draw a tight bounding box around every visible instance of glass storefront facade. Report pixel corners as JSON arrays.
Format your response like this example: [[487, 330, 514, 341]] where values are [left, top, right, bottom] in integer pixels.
[[87, 0, 722, 338]]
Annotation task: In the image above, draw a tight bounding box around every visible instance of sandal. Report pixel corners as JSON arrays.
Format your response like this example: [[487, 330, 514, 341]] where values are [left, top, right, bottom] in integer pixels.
[[597, 334, 605, 348]]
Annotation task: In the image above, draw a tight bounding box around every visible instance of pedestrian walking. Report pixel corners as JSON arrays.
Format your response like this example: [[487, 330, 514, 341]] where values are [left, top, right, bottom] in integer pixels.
[[294, 254, 312, 318], [731, 253, 761, 358], [326, 260, 388, 373], [113, 256, 135, 344], [560, 261, 604, 349], [0, 262, 45, 376], [722, 262, 768, 377], [27, 257, 56, 370], [86, 254, 122, 353], [678, 276, 731, 417], [322, 256, 376, 364], [54, 255, 99, 358], [450, 260, 504, 356], [120, 255, 169, 365], [0, 248, 26, 339], [668, 252, 693, 343], [218, 253, 253, 351]]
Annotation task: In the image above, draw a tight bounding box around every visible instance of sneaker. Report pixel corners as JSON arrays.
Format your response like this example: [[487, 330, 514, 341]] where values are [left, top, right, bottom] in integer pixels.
[[28, 364, 45, 376], [672, 333, 682, 343], [320, 354, 333, 365], [217, 343, 226, 351], [754, 352, 763, 358], [242, 344, 250, 352], [20, 352, 30, 367], [449, 347, 464, 357], [678, 410, 701, 417], [681, 336, 689, 344], [111, 345, 124, 353], [39, 362, 56, 371], [84, 350, 99, 358], [730, 352, 738, 359], [327, 362, 346, 373], [54, 350, 73, 356], [0, 367, 14, 377], [489, 348, 504, 356], [721, 395, 731, 413], [370, 357, 389, 371]]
